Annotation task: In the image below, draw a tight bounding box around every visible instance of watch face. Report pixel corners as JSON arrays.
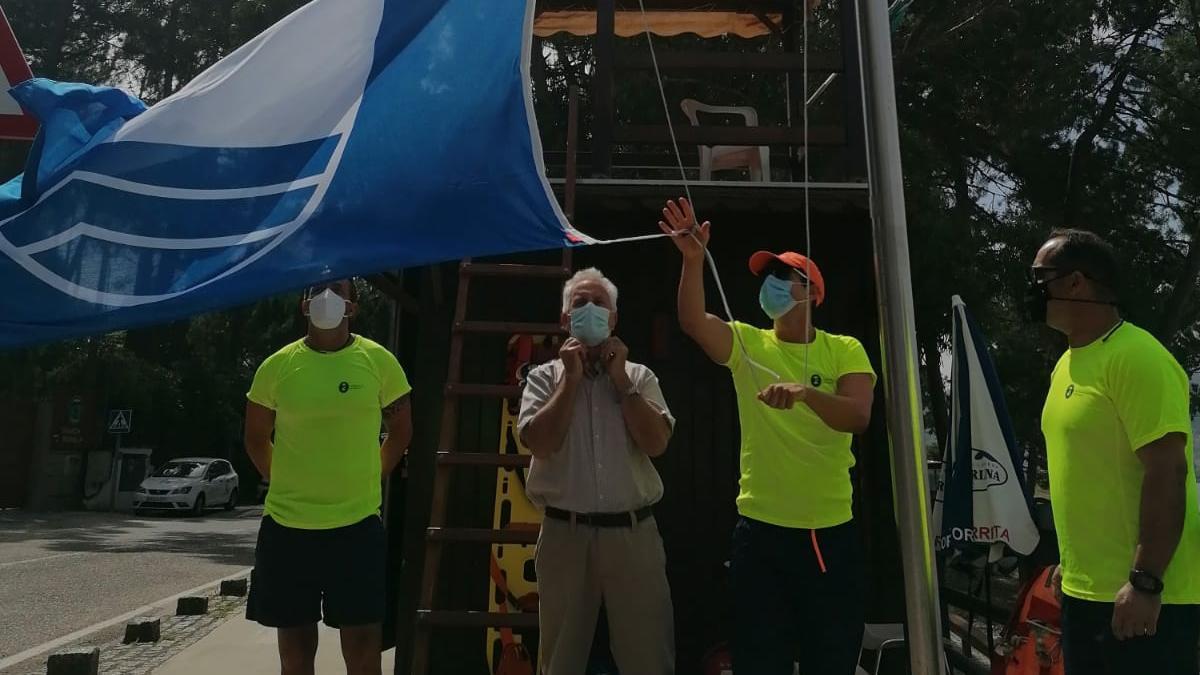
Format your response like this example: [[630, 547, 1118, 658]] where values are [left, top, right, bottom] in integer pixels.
[[1131, 570, 1164, 594]]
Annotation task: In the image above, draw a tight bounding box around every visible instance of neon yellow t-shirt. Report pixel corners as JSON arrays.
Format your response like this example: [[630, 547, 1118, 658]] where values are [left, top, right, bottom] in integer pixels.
[[1041, 322, 1200, 603], [247, 335, 411, 530], [724, 321, 877, 529]]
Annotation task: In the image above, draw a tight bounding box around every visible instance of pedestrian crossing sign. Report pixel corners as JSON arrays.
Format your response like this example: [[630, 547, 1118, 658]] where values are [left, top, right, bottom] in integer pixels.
[[107, 409, 132, 434]]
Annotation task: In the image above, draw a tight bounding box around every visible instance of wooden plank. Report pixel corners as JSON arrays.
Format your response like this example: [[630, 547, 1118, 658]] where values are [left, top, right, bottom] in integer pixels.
[[455, 321, 566, 336], [545, 149, 805, 166], [365, 273, 420, 315], [538, 0, 790, 11], [565, 85, 579, 220], [615, 51, 842, 73], [614, 124, 844, 147], [416, 611, 539, 630], [426, 527, 540, 544], [445, 383, 523, 399], [592, 0, 616, 176], [460, 263, 571, 279], [436, 452, 531, 468], [839, 0, 868, 179]]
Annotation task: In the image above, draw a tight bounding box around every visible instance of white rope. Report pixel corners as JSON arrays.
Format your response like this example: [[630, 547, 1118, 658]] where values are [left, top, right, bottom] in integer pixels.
[[622, 0, 846, 472], [636, 1, 694, 210], [634, 0, 782, 389], [584, 232, 674, 245], [802, 0, 814, 381]]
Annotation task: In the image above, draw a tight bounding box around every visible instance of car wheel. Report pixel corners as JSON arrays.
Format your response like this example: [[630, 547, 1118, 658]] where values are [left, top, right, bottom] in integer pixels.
[[225, 489, 238, 511], [191, 493, 206, 517]]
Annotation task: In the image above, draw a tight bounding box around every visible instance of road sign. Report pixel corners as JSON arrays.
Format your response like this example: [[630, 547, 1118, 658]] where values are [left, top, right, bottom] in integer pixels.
[[0, 7, 36, 140], [107, 409, 132, 434]]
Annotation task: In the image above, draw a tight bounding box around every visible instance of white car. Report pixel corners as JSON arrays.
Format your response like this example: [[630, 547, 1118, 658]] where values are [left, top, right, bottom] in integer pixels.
[[133, 458, 240, 516]]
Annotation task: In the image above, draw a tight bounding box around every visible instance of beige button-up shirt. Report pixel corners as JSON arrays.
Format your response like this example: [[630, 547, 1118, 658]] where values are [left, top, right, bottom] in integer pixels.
[[517, 359, 674, 514]]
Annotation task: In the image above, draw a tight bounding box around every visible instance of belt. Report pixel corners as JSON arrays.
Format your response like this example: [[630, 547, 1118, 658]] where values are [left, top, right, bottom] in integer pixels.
[[544, 506, 654, 528]]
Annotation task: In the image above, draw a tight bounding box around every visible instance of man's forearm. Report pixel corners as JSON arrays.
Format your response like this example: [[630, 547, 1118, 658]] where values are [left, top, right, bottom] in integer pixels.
[[678, 258, 708, 333], [523, 379, 580, 458], [621, 395, 671, 457], [246, 442, 272, 480], [1134, 464, 1186, 578], [380, 436, 408, 475], [803, 389, 871, 434]]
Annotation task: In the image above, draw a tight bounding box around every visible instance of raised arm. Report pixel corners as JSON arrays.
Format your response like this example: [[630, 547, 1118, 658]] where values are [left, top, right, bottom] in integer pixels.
[[520, 340, 586, 458], [603, 338, 673, 457], [659, 198, 733, 364]]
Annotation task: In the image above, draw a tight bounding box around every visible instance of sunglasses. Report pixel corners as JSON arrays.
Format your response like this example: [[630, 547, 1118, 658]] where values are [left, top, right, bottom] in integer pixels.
[[768, 263, 810, 285], [306, 281, 352, 298], [1027, 267, 1077, 285]]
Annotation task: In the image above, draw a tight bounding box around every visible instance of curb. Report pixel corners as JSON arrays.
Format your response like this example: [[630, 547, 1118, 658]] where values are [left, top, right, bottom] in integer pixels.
[[0, 573, 251, 675]]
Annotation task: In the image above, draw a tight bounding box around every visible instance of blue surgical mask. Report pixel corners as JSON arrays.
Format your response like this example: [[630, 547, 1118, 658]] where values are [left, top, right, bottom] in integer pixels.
[[569, 302, 612, 346], [759, 275, 800, 320]]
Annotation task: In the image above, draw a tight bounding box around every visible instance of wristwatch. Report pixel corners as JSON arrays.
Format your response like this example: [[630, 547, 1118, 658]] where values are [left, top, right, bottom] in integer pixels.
[[1129, 568, 1164, 595], [618, 382, 640, 400]]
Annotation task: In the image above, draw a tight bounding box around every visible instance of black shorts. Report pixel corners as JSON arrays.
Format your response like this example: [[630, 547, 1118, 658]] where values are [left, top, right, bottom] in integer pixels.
[[247, 514, 386, 629]]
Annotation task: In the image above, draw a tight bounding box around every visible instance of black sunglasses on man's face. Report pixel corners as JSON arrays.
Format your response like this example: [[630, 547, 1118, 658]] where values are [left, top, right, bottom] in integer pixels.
[[1027, 267, 1078, 285], [306, 281, 352, 299]]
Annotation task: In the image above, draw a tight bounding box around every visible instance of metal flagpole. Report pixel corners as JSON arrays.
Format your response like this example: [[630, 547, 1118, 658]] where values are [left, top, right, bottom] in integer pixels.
[[855, 0, 946, 671]]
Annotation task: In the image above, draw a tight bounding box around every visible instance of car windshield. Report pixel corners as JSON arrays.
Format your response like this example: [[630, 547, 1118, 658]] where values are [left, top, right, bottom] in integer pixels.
[[152, 462, 206, 478]]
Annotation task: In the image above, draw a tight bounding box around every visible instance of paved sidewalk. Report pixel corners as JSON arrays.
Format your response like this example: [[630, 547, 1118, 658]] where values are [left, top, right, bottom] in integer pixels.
[[97, 597, 246, 675], [156, 617, 396, 674], [0, 588, 248, 675]]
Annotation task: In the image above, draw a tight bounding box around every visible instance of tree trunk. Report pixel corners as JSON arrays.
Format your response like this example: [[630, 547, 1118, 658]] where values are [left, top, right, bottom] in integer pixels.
[[1062, 59, 1134, 228], [531, 37, 550, 109], [220, 0, 238, 55], [921, 333, 950, 455], [1062, 15, 1161, 227], [40, 0, 75, 79], [1158, 224, 1200, 344]]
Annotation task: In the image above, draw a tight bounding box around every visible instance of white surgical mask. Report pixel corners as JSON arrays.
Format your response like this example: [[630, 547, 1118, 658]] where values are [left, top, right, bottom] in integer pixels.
[[307, 289, 347, 330]]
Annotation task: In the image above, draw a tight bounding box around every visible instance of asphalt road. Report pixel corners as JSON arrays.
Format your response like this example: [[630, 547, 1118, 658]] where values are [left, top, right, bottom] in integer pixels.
[[0, 507, 261, 669]]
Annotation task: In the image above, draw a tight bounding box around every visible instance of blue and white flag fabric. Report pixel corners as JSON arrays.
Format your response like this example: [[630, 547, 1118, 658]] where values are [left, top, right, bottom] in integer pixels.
[[0, 0, 584, 348], [933, 295, 1040, 561]]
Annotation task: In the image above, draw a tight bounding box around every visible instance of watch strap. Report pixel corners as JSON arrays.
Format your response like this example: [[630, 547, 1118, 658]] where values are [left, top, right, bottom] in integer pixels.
[[1130, 568, 1164, 595]]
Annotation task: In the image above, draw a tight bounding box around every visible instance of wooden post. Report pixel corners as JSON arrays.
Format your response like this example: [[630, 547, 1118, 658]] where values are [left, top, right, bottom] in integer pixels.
[[565, 86, 579, 221], [840, 0, 869, 181], [782, 1, 799, 181], [592, 0, 616, 177]]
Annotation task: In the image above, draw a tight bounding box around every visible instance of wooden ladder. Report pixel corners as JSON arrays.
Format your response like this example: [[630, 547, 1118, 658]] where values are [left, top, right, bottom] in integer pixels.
[[410, 88, 580, 675]]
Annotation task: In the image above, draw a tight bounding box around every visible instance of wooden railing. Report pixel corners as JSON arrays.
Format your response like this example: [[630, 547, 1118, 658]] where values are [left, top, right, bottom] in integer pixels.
[[573, 0, 867, 181]]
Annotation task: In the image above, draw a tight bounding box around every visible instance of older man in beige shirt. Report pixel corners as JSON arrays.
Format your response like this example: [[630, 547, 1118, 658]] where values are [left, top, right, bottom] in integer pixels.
[[518, 267, 676, 675]]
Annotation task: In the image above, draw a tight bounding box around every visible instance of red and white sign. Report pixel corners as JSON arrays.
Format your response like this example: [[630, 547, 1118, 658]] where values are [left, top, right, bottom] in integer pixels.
[[0, 7, 36, 141]]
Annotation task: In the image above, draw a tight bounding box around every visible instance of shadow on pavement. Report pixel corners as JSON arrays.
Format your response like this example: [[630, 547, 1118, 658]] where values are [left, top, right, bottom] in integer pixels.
[[0, 508, 263, 567]]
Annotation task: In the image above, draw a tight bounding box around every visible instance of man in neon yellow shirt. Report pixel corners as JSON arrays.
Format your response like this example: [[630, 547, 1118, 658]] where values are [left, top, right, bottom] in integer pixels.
[[660, 199, 876, 675], [1032, 230, 1200, 674], [243, 279, 412, 675]]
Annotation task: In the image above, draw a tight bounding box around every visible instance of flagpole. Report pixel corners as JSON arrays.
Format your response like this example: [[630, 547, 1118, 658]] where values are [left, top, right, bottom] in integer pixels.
[[855, 0, 946, 672]]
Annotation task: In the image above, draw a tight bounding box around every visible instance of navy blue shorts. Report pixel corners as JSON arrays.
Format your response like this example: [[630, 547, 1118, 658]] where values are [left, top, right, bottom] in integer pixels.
[[247, 514, 386, 629]]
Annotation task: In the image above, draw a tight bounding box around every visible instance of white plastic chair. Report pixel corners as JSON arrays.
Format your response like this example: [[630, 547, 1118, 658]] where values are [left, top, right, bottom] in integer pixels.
[[858, 623, 906, 675], [679, 98, 771, 182]]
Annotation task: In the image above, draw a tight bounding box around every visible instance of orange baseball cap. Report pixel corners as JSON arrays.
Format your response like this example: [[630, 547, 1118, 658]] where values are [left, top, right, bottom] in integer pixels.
[[749, 250, 826, 306]]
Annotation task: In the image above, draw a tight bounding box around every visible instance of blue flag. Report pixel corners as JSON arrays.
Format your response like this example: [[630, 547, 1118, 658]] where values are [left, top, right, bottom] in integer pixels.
[[0, 0, 581, 348]]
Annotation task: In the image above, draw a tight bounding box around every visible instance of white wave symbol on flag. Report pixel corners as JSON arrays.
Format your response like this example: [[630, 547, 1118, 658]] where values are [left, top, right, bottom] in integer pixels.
[[0, 103, 358, 308]]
